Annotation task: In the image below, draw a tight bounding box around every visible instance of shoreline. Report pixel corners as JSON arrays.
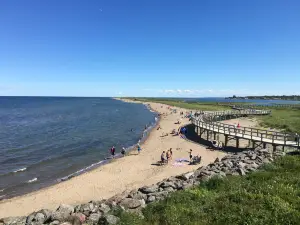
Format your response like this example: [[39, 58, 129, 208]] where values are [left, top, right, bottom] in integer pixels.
[[0, 98, 159, 201], [0, 99, 225, 218]]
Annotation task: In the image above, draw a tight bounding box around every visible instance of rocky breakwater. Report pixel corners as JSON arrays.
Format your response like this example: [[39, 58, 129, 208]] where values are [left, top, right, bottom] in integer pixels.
[[0, 148, 285, 225]]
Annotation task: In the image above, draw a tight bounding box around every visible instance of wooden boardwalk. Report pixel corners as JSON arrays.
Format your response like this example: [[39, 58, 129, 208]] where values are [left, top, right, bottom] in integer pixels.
[[191, 110, 300, 149]]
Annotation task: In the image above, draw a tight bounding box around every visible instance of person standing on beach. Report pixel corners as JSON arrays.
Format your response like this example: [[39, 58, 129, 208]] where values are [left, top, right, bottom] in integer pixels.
[[169, 148, 173, 160], [121, 147, 126, 157], [137, 144, 141, 154], [110, 146, 116, 158], [188, 149, 193, 163]]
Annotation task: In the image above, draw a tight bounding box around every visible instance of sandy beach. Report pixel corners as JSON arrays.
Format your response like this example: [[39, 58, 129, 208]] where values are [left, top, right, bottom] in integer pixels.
[[0, 99, 226, 218]]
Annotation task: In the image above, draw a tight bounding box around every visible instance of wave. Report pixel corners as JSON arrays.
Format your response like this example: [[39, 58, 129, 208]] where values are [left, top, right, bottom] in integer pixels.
[[58, 160, 106, 182], [27, 178, 37, 183], [0, 189, 4, 192], [13, 167, 27, 173]]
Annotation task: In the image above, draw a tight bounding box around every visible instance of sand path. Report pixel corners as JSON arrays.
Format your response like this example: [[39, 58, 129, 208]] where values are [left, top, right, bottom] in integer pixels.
[[0, 100, 225, 218]]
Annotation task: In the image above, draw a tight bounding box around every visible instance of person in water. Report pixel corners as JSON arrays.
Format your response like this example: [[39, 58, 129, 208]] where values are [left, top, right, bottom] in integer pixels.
[[110, 146, 116, 158]]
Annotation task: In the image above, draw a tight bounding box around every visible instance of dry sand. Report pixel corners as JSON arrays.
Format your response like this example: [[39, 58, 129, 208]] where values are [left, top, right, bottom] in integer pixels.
[[0, 99, 226, 218]]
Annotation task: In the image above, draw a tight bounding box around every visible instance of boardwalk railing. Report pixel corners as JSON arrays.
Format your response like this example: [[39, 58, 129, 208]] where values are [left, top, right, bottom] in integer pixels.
[[191, 110, 300, 148]]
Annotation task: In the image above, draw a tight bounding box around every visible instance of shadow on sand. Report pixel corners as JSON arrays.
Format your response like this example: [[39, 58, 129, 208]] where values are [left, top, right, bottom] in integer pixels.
[[183, 124, 252, 154]]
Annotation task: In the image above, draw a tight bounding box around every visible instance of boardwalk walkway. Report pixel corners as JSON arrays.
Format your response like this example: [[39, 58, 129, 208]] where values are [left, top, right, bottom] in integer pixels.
[[191, 110, 300, 149]]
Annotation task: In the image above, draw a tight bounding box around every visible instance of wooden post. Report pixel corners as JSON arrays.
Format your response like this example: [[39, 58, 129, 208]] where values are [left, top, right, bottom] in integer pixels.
[[272, 144, 276, 152], [213, 132, 216, 140], [263, 142, 266, 149], [207, 130, 209, 140], [252, 140, 255, 149], [236, 138, 239, 148], [199, 127, 202, 138], [225, 135, 228, 147]]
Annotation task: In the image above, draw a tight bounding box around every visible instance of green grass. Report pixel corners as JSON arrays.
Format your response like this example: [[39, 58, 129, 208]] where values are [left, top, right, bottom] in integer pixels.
[[255, 108, 300, 133], [115, 156, 300, 225]]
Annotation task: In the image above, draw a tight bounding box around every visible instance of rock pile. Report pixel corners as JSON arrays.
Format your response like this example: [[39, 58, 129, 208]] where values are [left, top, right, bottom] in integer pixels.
[[0, 149, 285, 225]]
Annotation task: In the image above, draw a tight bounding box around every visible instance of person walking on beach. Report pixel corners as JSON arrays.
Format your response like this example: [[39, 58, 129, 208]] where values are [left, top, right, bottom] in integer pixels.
[[137, 144, 141, 154], [121, 147, 126, 157], [169, 148, 173, 160], [110, 146, 116, 158]]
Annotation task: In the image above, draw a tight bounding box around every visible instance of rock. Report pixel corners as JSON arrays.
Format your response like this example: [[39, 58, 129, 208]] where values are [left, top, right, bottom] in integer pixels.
[[251, 154, 257, 160], [34, 213, 45, 224], [106, 191, 129, 205], [73, 213, 86, 223], [99, 204, 110, 214], [65, 215, 82, 225], [139, 199, 146, 208], [149, 191, 168, 198], [51, 205, 74, 222], [139, 185, 158, 194], [1, 217, 26, 225], [57, 204, 74, 214], [26, 213, 36, 224], [146, 195, 156, 203], [119, 198, 141, 209], [49, 220, 59, 225], [160, 181, 177, 189], [237, 168, 246, 176], [176, 172, 194, 181], [87, 213, 102, 224], [98, 215, 119, 225], [164, 187, 175, 192]]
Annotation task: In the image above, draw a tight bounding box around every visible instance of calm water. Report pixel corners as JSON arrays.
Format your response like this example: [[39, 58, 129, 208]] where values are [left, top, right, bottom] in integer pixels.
[[0, 97, 156, 199]]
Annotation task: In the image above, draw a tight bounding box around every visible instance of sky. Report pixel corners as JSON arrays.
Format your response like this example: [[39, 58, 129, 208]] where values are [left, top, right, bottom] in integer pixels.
[[0, 0, 299, 97]]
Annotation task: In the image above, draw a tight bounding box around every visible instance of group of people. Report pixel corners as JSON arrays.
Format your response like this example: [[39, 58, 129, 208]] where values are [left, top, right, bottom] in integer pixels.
[[160, 148, 173, 164], [109, 144, 141, 158]]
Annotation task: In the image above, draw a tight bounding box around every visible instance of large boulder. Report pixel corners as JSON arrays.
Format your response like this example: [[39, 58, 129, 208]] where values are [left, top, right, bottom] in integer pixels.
[[119, 198, 141, 209], [176, 172, 194, 181], [99, 204, 111, 214], [139, 185, 158, 194], [50, 204, 74, 221]]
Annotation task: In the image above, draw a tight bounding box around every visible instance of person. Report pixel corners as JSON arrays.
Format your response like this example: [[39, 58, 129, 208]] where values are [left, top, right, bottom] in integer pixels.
[[169, 148, 173, 159], [189, 149, 193, 163], [166, 150, 171, 163], [161, 151, 166, 164], [121, 147, 126, 157], [137, 144, 141, 154], [110, 146, 116, 158]]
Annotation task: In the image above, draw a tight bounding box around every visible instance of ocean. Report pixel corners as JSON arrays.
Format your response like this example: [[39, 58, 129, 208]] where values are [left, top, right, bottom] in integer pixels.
[[0, 97, 157, 199]]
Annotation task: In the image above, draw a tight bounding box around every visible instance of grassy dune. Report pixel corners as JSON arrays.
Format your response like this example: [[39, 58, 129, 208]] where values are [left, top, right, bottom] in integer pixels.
[[116, 156, 300, 225]]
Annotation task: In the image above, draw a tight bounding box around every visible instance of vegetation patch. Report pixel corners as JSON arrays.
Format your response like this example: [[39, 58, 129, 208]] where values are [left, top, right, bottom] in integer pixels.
[[117, 155, 300, 225]]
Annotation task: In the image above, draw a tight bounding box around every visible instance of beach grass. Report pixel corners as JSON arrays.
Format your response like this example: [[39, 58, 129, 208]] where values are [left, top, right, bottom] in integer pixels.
[[116, 155, 300, 225], [254, 107, 300, 133]]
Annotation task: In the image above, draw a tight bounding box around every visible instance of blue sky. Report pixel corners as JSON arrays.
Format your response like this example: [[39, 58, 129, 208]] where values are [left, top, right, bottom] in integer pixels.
[[0, 0, 299, 97]]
